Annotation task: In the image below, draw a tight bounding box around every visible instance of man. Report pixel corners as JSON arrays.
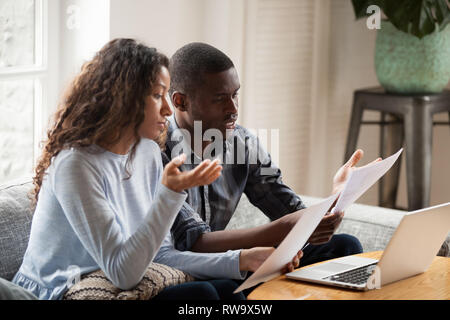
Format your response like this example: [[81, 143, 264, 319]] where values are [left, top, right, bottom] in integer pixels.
[[154, 42, 364, 286]]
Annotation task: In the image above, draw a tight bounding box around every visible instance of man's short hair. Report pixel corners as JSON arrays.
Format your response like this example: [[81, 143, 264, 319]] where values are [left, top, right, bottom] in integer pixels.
[[169, 42, 234, 96]]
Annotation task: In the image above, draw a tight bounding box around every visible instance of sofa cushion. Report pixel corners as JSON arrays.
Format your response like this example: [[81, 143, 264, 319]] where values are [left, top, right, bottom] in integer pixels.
[[0, 179, 34, 280]]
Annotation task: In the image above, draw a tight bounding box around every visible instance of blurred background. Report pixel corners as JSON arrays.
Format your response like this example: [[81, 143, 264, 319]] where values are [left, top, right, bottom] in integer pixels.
[[0, 0, 449, 208]]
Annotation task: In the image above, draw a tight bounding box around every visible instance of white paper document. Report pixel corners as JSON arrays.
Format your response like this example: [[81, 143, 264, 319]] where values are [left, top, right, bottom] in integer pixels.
[[234, 148, 403, 293], [332, 148, 403, 213], [234, 193, 339, 293]]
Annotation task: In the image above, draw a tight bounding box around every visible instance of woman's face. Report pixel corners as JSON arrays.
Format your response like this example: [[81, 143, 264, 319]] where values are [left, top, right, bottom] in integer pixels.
[[139, 66, 172, 140]]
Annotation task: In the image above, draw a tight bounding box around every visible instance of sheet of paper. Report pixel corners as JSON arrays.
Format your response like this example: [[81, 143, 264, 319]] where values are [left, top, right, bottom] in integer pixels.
[[332, 148, 403, 213], [234, 148, 403, 294], [234, 193, 339, 293]]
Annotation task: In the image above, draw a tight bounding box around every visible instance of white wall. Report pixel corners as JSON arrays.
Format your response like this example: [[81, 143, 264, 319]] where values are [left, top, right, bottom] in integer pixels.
[[108, 0, 246, 92], [49, 0, 246, 123], [110, 0, 204, 56], [57, 0, 109, 100]]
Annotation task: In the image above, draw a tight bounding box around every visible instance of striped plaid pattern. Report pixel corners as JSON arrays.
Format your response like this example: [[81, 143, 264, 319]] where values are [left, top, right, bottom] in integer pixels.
[[63, 263, 194, 300]]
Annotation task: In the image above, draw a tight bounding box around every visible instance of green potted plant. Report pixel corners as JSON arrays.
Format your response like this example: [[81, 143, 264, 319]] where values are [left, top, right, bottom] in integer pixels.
[[352, 0, 450, 94]]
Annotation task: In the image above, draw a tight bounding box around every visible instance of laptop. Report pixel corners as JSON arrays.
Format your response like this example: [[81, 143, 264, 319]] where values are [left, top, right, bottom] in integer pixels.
[[286, 202, 450, 290]]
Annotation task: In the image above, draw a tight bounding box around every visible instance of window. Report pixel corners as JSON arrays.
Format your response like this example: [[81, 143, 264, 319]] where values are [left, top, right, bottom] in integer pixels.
[[0, 0, 47, 183]]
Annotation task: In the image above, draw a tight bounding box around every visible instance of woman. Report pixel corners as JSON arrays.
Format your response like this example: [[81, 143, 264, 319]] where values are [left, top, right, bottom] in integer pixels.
[[12, 38, 243, 300]]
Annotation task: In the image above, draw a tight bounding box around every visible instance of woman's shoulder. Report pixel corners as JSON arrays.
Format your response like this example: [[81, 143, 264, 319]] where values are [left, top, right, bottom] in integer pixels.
[[138, 138, 161, 152], [50, 146, 103, 177], [49, 140, 162, 177], [136, 138, 162, 161]]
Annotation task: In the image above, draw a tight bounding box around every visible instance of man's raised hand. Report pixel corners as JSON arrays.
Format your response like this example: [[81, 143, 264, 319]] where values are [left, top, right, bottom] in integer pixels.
[[332, 149, 381, 195]]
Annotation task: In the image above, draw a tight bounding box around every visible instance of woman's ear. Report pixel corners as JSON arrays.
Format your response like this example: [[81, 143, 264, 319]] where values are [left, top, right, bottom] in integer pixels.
[[172, 92, 188, 112]]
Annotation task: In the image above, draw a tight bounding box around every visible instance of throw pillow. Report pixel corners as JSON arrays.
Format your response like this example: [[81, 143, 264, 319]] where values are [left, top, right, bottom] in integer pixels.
[[63, 263, 194, 300]]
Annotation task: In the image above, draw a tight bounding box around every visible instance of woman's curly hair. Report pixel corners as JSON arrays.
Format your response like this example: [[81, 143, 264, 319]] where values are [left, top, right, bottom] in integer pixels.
[[32, 38, 169, 206]]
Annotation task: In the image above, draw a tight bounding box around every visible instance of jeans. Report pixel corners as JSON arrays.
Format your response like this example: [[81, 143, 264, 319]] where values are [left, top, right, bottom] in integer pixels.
[[153, 279, 246, 300], [299, 233, 363, 267]]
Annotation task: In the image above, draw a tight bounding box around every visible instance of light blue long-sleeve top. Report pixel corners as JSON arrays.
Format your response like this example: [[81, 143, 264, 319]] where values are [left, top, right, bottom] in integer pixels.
[[154, 233, 246, 280], [12, 139, 187, 300]]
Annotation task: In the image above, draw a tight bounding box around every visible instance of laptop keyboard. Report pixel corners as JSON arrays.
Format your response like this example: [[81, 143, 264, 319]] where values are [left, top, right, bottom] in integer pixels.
[[323, 263, 378, 285]]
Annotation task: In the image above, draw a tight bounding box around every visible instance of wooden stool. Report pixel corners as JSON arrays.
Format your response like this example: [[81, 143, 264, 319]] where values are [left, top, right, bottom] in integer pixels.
[[344, 87, 450, 211]]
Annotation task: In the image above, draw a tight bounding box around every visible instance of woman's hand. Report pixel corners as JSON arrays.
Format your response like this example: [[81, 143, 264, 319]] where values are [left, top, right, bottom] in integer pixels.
[[162, 154, 222, 193], [239, 247, 303, 273], [239, 247, 275, 272], [281, 250, 303, 273]]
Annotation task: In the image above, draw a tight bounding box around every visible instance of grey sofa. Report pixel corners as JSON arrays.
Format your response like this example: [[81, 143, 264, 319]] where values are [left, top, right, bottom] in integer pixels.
[[0, 179, 34, 281], [1, 178, 449, 284]]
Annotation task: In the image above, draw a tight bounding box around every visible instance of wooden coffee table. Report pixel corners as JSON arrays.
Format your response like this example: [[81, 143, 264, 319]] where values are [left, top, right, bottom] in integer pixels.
[[248, 251, 450, 300]]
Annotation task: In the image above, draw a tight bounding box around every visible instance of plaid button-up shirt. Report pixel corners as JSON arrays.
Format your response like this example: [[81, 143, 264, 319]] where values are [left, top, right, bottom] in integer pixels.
[[164, 116, 306, 251]]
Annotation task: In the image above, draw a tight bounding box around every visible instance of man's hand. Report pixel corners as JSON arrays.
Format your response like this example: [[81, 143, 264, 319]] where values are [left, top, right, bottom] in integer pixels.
[[306, 149, 381, 246], [162, 154, 222, 193], [281, 208, 344, 246], [307, 210, 344, 245], [332, 149, 381, 195], [239, 247, 303, 273]]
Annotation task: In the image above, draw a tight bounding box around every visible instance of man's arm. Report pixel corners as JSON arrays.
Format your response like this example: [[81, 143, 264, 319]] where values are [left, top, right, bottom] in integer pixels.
[[243, 132, 306, 220], [191, 214, 292, 252], [191, 130, 307, 252], [239, 131, 345, 246], [170, 202, 211, 251], [162, 147, 306, 253], [170, 195, 295, 253], [163, 146, 297, 252]]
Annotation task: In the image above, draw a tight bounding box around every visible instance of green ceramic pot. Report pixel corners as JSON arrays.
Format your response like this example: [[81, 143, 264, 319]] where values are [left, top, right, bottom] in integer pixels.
[[375, 20, 450, 94]]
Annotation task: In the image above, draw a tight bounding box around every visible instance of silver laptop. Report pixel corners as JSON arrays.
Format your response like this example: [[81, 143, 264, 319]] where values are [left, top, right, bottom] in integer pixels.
[[286, 202, 450, 290]]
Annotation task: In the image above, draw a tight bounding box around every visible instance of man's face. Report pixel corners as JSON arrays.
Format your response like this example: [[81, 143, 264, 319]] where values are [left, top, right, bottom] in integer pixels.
[[189, 67, 240, 139]]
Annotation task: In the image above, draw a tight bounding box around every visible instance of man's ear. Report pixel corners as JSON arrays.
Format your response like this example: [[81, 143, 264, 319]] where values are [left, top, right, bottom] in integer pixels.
[[171, 92, 188, 112]]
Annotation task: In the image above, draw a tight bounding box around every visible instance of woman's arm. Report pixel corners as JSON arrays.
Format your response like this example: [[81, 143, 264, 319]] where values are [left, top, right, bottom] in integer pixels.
[[154, 234, 247, 280], [53, 155, 187, 290], [155, 234, 292, 278]]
